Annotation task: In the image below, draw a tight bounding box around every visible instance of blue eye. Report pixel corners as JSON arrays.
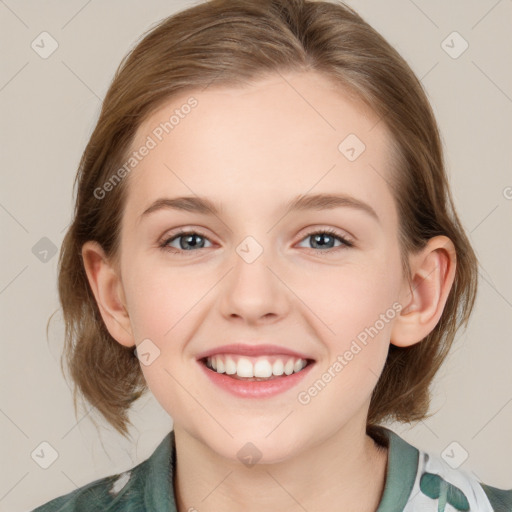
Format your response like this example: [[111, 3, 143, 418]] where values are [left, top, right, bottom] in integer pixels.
[[298, 229, 353, 252], [159, 228, 353, 256], [160, 230, 212, 253]]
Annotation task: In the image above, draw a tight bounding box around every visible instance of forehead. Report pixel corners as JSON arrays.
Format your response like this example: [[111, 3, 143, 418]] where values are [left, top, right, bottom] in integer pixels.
[[123, 71, 397, 227]]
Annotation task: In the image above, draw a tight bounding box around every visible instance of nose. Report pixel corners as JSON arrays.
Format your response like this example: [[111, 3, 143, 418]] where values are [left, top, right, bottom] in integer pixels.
[[218, 244, 291, 326]]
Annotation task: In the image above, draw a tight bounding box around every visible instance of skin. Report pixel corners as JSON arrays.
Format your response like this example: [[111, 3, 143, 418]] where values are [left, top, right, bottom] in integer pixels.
[[82, 71, 456, 511]]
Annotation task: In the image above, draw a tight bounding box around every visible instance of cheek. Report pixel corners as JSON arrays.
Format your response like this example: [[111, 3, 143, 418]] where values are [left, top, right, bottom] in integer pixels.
[[122, 263, 209, 411], [299, 259, 401, 341], [296, 256, 402, 403], [124, 260, 208, 343]]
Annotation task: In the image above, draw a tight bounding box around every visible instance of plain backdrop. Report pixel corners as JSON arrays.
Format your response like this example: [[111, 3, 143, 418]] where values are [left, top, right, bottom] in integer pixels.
[[1, 0, 511, 510]]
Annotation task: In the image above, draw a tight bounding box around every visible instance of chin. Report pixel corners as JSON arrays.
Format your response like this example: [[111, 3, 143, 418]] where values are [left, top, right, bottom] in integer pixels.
[[199, 425, 305, 466]]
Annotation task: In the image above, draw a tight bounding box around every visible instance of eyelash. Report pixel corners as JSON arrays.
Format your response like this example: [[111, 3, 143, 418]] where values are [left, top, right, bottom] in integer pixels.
[[158, 228, 354, 256]]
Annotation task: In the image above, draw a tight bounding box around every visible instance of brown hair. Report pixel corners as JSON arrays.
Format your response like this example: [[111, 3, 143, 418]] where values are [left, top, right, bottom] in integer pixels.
[[53, 0, 478, 435]]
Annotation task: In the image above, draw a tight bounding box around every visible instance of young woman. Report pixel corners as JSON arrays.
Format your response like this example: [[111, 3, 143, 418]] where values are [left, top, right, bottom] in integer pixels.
[[33, 0, 511, 510]]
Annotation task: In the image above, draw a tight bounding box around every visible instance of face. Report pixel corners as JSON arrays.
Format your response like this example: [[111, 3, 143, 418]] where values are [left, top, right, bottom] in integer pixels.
[[115, 71, 405, 463]]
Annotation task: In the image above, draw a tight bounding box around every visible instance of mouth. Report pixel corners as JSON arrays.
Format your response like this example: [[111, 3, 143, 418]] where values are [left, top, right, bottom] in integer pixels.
[[200, 354, 315, 382]]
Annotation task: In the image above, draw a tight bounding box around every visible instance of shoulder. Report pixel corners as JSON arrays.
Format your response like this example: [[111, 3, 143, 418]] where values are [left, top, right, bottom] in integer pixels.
[[411, 446, 512, 511], [479, 483, 512, 512], [378, 426, 512, 512], [31, 464, 146, 512], [30, 432, 176, 512]]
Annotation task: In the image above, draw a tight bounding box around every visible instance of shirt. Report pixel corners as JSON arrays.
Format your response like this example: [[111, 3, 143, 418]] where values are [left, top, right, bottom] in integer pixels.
[[31, 426, 512, 511]]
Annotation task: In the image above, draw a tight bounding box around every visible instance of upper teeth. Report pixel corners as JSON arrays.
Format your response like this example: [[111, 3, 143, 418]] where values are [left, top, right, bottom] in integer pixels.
[[206, 355, 307, 378]]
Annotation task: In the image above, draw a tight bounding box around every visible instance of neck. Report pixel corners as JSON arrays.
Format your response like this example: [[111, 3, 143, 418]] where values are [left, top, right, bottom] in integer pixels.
[[172, 422, 388, 512]]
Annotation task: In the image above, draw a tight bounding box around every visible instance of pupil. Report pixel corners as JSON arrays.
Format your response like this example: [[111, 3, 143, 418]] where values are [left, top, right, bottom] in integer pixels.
[[313, 234, 333, 248], [182, 234, 204, 250]]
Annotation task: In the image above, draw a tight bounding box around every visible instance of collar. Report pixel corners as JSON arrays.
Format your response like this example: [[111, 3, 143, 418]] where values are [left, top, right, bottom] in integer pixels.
[[375, 426, 420, 511], [141, 429, 177, 511]]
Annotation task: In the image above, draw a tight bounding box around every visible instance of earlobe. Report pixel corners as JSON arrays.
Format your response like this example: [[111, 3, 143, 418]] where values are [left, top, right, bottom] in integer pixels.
[[81, 241, 135, 347], [391, 236, 456, 348]]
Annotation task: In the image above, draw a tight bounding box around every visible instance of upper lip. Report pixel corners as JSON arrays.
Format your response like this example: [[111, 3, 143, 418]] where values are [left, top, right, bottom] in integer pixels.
[[196, 343, 314, 361]]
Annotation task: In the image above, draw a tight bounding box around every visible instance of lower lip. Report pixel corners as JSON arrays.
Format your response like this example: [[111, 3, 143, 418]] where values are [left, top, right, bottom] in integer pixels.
[[198, 360, 315, 399]]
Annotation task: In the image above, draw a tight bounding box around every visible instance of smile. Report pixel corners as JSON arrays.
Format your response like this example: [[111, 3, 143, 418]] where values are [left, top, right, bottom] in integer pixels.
[[203, 354, 310, 381], [198, 354, 315, 399]]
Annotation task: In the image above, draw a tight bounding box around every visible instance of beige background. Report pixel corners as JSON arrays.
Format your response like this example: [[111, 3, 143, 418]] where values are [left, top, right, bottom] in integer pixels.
[[1, 0, 511, 510]]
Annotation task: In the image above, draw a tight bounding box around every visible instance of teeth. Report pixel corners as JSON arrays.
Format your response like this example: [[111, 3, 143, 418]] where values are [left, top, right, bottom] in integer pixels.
[[225, 356, 237, 375], [254, 359, 273, 378], [293, 359, 303, 372], [205, 355, 308, 379], [284, 359, 294, 375], [216, 357, 225, 374], [237, 357, 254, 378], [272, 359, 284, 376]]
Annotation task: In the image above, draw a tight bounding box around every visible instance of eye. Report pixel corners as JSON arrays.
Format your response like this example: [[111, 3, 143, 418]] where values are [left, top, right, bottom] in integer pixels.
[[159, 230, 213, 254], [159, 227, 353, 256], [296, 228, 353, 254]]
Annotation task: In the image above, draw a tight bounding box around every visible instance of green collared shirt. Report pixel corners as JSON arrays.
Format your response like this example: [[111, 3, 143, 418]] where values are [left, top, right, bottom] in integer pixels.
[[32, 426, 512, 511]]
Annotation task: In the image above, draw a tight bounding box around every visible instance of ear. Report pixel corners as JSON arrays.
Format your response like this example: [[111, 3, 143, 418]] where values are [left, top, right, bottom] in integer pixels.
[[81, 240, 135, 347], [391, 235, 457, 347]]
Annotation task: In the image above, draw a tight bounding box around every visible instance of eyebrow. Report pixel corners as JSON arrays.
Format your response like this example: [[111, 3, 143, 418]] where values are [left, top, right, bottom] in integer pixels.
[[140, 193, 380, 223]]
